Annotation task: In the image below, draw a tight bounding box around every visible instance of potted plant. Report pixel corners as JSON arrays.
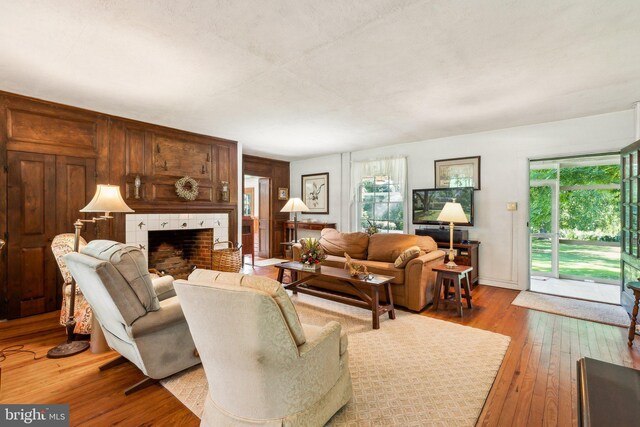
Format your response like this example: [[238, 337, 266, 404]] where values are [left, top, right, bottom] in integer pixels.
[[299, 238, 327, 271]]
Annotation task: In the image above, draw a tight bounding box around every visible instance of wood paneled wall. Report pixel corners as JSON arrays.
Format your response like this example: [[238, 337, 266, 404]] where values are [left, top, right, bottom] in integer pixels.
[[243, 155, 290, 257], [0, 91, 238, 318]]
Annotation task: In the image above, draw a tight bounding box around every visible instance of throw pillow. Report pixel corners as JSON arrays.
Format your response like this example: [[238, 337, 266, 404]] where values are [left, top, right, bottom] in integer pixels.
[[394, 246, 422, 268]]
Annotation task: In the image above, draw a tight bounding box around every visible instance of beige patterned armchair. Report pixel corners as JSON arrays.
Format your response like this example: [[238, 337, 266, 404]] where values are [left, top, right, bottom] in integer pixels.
[[174, 270, 352, 426], [52, 234, 92, 334]]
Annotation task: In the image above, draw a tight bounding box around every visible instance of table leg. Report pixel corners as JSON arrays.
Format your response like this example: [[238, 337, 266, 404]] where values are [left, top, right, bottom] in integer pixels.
[[629, 291, 639, 347], [463, 272, 473, 309], [372, 286, 380, 329], [384, 282, 396, 320], [277, 268, 284, 283], [454, 275, 463, 317], [433, 272, 443, 310]]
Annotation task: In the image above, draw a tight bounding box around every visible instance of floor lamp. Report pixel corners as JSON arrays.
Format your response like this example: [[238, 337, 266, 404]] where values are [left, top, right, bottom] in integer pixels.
[[280, 197, 309, 243], [437, 202, 468, 269], [47, 184, 134, 358]]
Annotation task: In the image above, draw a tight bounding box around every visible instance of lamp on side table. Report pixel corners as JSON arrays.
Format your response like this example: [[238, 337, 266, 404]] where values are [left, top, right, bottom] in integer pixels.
[[280, 197, 309, 243], [437, 202, 469, 269], [47, 184, 134, 358]]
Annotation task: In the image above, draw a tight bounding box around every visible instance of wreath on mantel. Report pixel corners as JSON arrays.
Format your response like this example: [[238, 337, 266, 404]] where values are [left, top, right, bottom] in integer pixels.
[[175, 176, 199, 201]]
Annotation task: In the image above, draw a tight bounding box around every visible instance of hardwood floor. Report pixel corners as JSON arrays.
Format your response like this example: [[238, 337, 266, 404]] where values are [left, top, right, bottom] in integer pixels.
[[1, 266, 639, 426]]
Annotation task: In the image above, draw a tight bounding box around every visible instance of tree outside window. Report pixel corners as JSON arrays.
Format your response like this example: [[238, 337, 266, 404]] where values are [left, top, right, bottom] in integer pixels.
[[359, 175, 404, 233]]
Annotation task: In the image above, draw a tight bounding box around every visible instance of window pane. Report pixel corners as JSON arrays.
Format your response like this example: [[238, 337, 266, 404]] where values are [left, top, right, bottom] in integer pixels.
[[530, 168, 557, 180], [559, 165, 620, 186]]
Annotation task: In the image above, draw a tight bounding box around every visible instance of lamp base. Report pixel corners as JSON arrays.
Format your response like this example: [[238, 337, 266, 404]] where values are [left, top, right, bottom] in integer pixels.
[[445, 260, 458, 269], [47, 340, 90, 359]]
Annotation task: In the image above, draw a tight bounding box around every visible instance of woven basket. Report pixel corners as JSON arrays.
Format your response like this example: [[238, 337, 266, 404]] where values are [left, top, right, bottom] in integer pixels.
[[212, 241, 242, 273]]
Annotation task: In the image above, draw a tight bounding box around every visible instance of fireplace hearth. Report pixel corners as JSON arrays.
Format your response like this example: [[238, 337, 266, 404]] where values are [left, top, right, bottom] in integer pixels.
[[148, 229, 213, 279]]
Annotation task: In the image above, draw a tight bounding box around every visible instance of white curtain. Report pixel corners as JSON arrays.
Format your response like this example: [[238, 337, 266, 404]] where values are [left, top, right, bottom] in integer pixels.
[[350, 157, 407, 232]]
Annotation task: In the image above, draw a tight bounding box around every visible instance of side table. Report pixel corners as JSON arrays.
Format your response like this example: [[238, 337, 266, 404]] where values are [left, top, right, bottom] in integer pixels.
[[432, 264, 473, 317], [627, 281, 640, 347]]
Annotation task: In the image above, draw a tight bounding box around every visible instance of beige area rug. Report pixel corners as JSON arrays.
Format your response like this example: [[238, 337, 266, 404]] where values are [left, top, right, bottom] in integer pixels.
[[512, 291, 630, 327], [252, 258, 289, 267], [162, 293, 511, 426]]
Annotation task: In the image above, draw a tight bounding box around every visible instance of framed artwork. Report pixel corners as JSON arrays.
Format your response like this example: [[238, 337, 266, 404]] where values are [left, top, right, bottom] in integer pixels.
[[301, 172, 329, 214], [434, 156, 481, 190], [278, 187, 289, 201], [243, 188, 254, 216]]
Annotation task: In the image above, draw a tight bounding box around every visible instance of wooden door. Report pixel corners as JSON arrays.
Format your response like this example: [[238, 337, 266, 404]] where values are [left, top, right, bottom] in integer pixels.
[[56, 156, 97, 237], [621, 141, 640, 313], [258, 178, 271, 258], [7, 152, 57, 319]]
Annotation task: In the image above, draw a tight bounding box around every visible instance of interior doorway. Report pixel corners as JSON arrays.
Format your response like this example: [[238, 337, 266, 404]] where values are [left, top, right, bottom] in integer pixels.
[[528, 153, 621, 304], [243, 175, 270, 261]]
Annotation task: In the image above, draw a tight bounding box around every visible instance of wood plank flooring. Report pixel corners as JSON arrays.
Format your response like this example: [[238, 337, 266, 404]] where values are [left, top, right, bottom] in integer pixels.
[[1, 265, 639, 426]]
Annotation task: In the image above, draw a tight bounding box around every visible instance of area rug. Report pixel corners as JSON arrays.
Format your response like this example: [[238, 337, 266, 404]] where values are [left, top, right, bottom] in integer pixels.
[[162, 293, 511, 426], [512, 291, 630, 327], [252, 258, 288, 267]]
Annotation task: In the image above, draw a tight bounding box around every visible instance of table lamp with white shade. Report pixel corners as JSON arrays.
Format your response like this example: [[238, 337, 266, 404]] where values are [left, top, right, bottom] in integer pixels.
[[280, 197, 309, 243], [48, 184, 134, 358], [437, 202, 469, 269]]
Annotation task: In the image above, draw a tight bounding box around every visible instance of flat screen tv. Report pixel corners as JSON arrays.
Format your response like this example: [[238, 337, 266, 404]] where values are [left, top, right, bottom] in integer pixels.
[[412, 187, 474, 226]]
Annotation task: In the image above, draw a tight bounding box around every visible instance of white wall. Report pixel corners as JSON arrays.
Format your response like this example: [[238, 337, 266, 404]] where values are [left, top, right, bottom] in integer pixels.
[[289, 153, 344, 226], [290, 110, 637, 290]]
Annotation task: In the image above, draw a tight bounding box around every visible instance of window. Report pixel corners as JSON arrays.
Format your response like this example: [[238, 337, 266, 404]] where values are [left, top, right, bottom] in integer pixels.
[[352, 157, 406, 233]]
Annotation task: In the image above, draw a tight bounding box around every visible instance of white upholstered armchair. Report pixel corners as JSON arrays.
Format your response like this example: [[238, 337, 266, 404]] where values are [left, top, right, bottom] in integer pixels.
[[64, 240, 200, 394], [174, 269, 352, 426]]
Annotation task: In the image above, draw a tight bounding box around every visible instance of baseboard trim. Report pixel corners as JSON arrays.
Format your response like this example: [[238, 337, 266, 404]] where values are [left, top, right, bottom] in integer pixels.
[[478, 277, 523, 290]]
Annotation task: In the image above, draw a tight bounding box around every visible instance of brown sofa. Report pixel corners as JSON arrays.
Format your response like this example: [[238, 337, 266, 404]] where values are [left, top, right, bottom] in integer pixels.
[[292, 229, 446, 311]]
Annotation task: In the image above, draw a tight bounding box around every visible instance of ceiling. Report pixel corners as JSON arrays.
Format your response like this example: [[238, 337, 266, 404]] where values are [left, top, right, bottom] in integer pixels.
[[1, 1, 639, 160]]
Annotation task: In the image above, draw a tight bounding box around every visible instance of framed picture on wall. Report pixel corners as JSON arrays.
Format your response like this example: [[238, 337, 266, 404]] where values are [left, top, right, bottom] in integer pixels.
[[434, 156, 481, 190], [301, 172, 329, 214], [278, 187, 289, 200]]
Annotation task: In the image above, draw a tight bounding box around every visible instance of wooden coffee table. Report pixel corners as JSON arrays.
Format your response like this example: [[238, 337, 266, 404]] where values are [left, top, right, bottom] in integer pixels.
[[275, 262, 396, 329]]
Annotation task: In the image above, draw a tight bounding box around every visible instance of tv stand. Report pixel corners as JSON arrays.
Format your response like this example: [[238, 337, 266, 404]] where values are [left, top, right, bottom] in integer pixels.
[[416, 230, 480, 285]]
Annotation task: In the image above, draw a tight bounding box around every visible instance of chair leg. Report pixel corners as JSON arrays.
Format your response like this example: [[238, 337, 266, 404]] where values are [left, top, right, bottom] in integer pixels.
[[629, 292, 639, 347], [124, 377, 159, 395], [99, 355, 128, 371]]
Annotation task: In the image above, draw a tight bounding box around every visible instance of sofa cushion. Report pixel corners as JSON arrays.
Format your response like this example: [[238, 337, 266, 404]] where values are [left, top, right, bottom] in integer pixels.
[[394, 246, 422, 268], [322, 254, 347, 269], [187, 270, 307, 347], [81, 240, 160, 313], [319, 228, 369, 260], [368, 234, 437, 263]]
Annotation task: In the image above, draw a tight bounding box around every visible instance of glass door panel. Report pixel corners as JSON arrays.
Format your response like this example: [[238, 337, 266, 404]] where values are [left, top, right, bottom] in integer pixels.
[[529, 181, 559, 278]]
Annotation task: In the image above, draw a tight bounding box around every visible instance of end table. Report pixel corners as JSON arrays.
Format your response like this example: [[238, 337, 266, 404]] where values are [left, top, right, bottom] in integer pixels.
[[432, 264, 473, 317]]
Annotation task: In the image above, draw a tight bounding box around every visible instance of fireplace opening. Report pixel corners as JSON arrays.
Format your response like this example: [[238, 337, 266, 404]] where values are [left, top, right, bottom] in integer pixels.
[[148, 229, 213, 279]]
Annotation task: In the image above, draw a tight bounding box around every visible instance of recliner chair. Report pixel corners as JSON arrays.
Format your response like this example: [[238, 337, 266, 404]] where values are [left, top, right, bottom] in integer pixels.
[[64, 240, 200, 394], [174, 269, 352, 426]]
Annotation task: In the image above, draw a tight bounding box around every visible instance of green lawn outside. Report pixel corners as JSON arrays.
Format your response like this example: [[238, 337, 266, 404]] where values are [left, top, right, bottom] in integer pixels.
[[531, 239, 620, 281]]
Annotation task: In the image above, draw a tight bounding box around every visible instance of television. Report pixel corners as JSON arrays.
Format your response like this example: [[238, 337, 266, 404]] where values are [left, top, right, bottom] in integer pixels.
[[412, 187, 474, 226]]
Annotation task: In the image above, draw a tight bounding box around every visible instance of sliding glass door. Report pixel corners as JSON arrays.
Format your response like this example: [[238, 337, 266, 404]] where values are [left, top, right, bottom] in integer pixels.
[[529, 154, 621, 302]]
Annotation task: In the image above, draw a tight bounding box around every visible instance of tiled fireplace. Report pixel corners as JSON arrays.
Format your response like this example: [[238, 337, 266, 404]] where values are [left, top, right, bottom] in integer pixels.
[[125, 213, 229, 277]]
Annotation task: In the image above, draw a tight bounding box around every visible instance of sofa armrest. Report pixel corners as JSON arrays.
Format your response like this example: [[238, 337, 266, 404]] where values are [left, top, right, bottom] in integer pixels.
[[403, 249, 446, 311], [152, 275, 176, 301], [297, 320, 342, 358], [126, 296, 186, 338]]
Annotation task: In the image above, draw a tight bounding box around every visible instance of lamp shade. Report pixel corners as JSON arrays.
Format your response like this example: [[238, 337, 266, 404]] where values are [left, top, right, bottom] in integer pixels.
[[437, 202, 468, 223], [280, 197, 309, 213], [81, 184, 134, 214]]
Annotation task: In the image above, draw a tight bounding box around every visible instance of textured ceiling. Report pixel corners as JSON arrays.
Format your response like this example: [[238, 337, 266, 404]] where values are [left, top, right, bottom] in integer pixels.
[[1, 0, 639, 160]]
